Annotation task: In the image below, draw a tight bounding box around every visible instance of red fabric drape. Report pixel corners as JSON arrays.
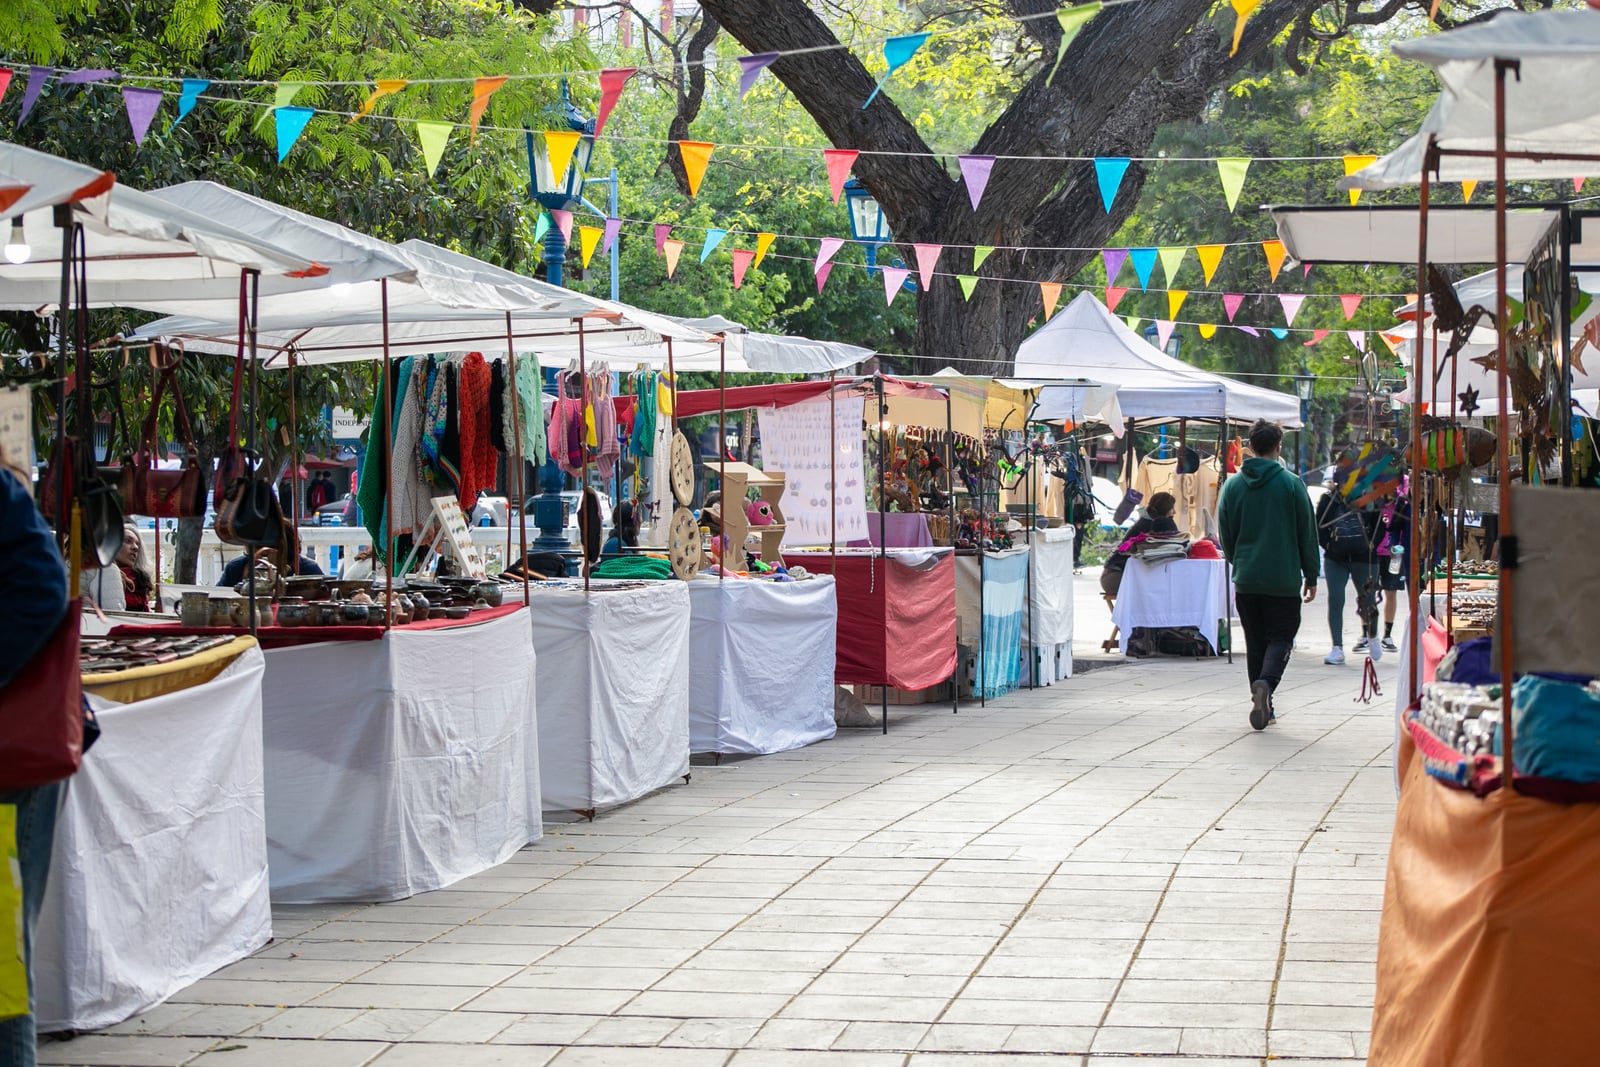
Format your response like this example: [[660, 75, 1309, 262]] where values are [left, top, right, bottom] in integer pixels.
[[456, 352, 497, 510]]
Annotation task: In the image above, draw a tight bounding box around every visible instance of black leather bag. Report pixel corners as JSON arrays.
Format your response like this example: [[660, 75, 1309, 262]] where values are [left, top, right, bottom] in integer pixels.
[[214, 472, 280, 546]]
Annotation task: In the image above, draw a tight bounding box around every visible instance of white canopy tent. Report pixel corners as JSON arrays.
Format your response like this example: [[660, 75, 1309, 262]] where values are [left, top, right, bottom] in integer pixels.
[[1266, 205, 1599, 269], [1013, 291, 1301, 425], [675, 314, 871, 374], [1344, 8, 1600, 189], [886, 368, 1123, 437]]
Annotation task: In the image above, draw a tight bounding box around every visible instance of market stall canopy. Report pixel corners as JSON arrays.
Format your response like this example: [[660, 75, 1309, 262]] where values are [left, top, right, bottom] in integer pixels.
[[674, 314, 872, 374], [1266, 205, 1594, 267], [0, 143, 327, 311], [1013, 291, 1302, 425], [886, 369, 1123, 439], [674, 375, 946, 419], [1343, 8, 1600, 189]]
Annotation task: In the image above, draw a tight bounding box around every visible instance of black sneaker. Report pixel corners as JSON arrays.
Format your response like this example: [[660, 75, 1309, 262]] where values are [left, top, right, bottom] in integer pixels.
[[1249, 680, 1272, 731]]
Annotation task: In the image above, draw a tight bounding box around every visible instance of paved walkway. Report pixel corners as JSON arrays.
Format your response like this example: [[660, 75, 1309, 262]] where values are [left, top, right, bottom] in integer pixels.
[[43, 587, 1401, 1067]]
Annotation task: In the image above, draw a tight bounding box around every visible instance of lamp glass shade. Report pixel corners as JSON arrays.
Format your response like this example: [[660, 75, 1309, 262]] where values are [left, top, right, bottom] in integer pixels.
[[843, 180, 891, 244]]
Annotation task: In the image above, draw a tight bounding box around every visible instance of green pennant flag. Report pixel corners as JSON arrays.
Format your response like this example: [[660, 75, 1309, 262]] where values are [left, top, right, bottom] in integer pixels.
[[1216, 157, 1251, 212], [415, 120, 452, 177], [1125, 316, 1141, 332], [274, 81, 304, 109], [958, 275, 979, 301], [533, 210, 551, 245], [1046, 3, 1103, 86], [1157, 246, 1188, 287], [973, 245, 994, 271]]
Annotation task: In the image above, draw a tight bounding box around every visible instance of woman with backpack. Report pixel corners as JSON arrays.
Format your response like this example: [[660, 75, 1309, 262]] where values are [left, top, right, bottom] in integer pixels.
[[1315, 488, 1382, 664]]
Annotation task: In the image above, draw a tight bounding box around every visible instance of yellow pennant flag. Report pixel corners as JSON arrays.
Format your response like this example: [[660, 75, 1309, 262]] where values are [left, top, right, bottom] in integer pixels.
[[469, 76, 508, 141], [1230, 0, 1261, 56], [679, 141, 715, 197], [1040, 282, 1063, 321], [663, 239, 685, 278], [1168, 290, 1188, 319], [1344, 154, 1377, 205], [1196, 244, 1225, 286], [578, 225, 603, 268], [753, 232, 776, 269], [1461, 179, 1478, 203], [1198, 323, 1217, 339], [1262, 240, 1288, 282], [351, 79, 406, 123], [544, 130, 582, 187]]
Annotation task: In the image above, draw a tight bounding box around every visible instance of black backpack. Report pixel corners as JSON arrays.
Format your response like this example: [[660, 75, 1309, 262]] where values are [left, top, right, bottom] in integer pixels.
[[1326, 504, 1371, 560]]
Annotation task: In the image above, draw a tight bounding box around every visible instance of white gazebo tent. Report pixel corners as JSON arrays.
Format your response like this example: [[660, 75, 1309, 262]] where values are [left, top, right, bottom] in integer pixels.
[[1014, 291, 1302, 425]]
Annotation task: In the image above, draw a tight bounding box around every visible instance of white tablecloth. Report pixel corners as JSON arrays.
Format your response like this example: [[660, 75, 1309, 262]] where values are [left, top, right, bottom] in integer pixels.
[[687, 576, 838, 756], [36, 647, 271, 1032], [1022, 527, 1075, 683], [1112, 558, 1233, 655], [526, 582, 691, 813], [261, 608, 541, 903]]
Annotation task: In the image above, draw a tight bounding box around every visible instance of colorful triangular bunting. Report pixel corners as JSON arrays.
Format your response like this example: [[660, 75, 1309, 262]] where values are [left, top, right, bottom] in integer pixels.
[[595, 68, 637, 137], [354, 79, 406, 122], [737, 53, 778, 97], [1223, 293, 1245, 322], [700, 228, 727, 263], [1196, 244, 1225, 285], [1105, 286, 1129, 313], [550, 208, 574, 244], [1040, 282, 1063, 321], [679, 140, 715, 196], [1157, 246, 1188, 287], [1230, 0, 1262, 56], [1216, 157, 1250, 211], [1340, 293, 1363, 320], [958, 275, 979, 301], [1093, 157, 1130, 212], [973, 245, 995, 271], [1155, 319, 1175, 352], [1303, 329, 1330, 346], [913, 244, 942, 290], [1129, 247, 1157, 290], [815, 262, 834, 293], [824, 149, 859, 204], [663, 239, 684, 278], [1167, 290, 1188, 319], [731, 248, 756, 289], [578, 225, 603, 268], [1262, 239, 1287, 282], [1198, 324, 1217, 339], [19, 67, 52, 124], [815, 237, 844, 275], [602, 217, 622, 255], [1046, 3, 1102, 85], [274, 106, 315, 163], [883, 266, 910, 305], [1102, 248, 1128, 284], [122, 87, 161, 146], [415, 119, 452, 177], [1278, 293, 1305, 326], [753, 232, 775, 269], [654, 223, 672, 256], [1344, 155, 1377, 205], [864, 33, 929, 108], [544, 130, 582, 187], [959, 155, 996, 212]]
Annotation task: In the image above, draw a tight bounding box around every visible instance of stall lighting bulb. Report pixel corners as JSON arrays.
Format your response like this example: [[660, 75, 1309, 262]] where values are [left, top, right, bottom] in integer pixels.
[[4, 220, 29, 265]]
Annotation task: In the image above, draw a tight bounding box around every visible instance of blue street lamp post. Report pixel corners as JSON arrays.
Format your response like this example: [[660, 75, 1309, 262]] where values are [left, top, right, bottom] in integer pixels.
[[1294, 370, 1315, 475], [841, 178, 918, 292]]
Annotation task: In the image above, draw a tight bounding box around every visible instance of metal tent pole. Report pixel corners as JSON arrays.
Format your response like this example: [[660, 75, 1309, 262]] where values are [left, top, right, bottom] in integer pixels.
[[1408, 142, 1434, 709], [381, 278, 394, 631], [719, 337, 727, 584], [579, 316, 591, 593], [246, 268, 261, 637], [506, 313, 529, 603], [948, 386, 958, 715], [1492, 59, 1518, 791], [877, 373, 888, 735]]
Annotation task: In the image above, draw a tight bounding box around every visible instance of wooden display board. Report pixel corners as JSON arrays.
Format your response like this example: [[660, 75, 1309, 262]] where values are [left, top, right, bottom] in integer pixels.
[[716, 461, 787, 565], [412, 496, 488, 579]]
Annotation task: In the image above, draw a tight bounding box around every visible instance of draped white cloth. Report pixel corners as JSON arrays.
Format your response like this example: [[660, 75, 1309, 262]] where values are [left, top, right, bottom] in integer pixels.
[[1023, 527, 1076, 683], [1113, 558, 1234, 656]]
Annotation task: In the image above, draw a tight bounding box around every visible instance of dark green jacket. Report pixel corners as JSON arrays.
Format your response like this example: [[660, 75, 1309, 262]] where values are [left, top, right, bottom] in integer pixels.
[[1218, 457, 1319, 597]]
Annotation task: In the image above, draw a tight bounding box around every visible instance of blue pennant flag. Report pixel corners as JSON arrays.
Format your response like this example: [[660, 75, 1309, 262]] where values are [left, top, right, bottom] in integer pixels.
[[700, 228, 728, 263], [1128, 248, 1157, 291], [1093, 157, 1130, 212], [274, 106, 315, 163], [174, 79, 210, 128], [863, 33, 929, 108], [1269, 328, 1289, 340]]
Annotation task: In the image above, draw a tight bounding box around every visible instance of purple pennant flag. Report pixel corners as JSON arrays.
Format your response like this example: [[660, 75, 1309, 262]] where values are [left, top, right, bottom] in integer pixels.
[[1101, 247, 1128, 284], [737, 53, 778, 97], [61, 68, 117, 84], [122, 87, 162, 145], [19, 66, 53, 124], [958, 154, 996, 211], [1236, 326, 1261, 338], [602, 217, 622, 255]]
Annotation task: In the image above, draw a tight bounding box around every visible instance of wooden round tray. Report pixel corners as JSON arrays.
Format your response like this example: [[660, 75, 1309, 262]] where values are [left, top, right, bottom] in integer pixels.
[[668, 506, 701, 580], [670, 431, 695, 507]]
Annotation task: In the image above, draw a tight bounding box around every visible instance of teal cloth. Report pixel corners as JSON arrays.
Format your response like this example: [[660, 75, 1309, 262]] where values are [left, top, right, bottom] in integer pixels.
[[592, 556, 672, 580], [1510, 676, 1600, 782], [512, 356, 546, 467], [1218, 457, 1320, 597], [356, 357, 413, 561], [975, 550, 1027, 700]]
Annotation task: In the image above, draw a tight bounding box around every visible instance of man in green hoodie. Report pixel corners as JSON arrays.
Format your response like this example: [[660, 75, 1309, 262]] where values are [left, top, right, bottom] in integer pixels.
[[1218, 419, 1320, 731]]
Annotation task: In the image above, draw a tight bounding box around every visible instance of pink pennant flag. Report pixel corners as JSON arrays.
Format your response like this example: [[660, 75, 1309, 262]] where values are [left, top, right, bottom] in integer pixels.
[[958, 155, 996, 211], [737, 53, 778, 97], [815, 262, 834, 293], [1303, 329, 1330, 347], [602, 217, 622, 255], [1340, 293, 1363, 320], [912, 243, 942, 289], [731, 248, 756, 289], [1105, 286, 1129, 313], [883, 266, 910, 306], [654, 223, 672, 255], [1155, 320, 1175, 353], [550, 209, 573, 245], [122, 86, 162, 146], [1577, 177, 1587, 193], [1102, 247, 1128, 284], [815, 236, 844, 274], [61, 68, 117, 84], [594, 68, 637, 137], [1278, 293, 1305, 326], [824, 149, 858, 204], [1347, 329, 1366, 352], [1303, 262, 1313, 278], [1223, 294, 1245, 322]]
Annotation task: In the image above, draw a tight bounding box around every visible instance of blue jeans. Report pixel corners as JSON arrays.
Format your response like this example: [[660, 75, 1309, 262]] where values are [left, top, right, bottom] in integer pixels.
[[1, 782, 63, 1067], [1325, 555, 1380, 648]]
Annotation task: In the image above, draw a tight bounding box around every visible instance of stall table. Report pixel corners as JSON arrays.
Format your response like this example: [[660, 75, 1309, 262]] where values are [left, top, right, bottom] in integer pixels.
[[524, 581, 691, 815], [784, 548, 957, 694], [1112, 557, 1233, 656], [955, 547, 1031, 699], [1022, 527, 1075, 684], [687, 576, 838, 756], [255, 606, 540, 902], [36, 639, 269, 1032]]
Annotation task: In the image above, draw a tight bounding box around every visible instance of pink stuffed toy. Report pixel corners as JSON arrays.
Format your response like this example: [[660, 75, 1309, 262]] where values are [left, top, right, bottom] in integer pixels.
[[746, 500, 775, 526]]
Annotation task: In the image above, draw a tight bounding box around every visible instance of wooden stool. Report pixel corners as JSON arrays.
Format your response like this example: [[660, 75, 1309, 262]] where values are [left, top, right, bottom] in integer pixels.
[[1102, 594, 1120, 653]]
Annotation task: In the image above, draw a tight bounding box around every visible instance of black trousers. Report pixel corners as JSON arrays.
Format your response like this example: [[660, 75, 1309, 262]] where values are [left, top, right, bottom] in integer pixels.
[[1234, 592, 1302, 692]]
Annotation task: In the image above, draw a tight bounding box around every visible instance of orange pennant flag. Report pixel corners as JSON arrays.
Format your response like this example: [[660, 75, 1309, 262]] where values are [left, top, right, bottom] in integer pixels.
[[578, 225, 603, 268], [1379, 333, 1404, 356], [1040, 282, 1063, 321], [1461, 179, 1478, 203], [753, 232, 776, 269], [351, 79, 406, 123], [469, 76, 507, 141], [663, 239, 684, 278], [544, 130, 582, 187], [1262, 240, 1288, 282], [679, 141, 715, 197], [1196, 244, 1225, 285], [1344, 154, 1377, 205], [1340, 293, 1363, 321], [1230, 0, 1262, 56]]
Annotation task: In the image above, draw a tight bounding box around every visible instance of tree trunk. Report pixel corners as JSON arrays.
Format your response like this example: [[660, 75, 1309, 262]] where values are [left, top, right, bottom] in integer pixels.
[[173, 516, 204, 585]]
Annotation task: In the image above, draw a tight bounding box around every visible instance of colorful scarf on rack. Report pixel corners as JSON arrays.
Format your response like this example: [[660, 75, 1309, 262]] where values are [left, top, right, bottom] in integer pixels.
[[630, 370, 658, 456], [456, 352, 497, 511]]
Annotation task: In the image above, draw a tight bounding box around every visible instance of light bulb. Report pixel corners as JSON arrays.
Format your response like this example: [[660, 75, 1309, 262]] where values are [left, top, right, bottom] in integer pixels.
[[4, 218, 29, 265]]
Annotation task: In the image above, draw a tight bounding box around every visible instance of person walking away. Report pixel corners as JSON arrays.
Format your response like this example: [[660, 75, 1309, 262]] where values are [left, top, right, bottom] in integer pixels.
[[1374, 487, 1410, 652], [0, 444, 72, 1067], [1316, 485, 1382, 664], [1218, 420, 1319, 731]]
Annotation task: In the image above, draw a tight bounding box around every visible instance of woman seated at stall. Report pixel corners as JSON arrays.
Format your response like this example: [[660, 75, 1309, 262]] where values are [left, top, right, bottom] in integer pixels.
[[601, 500, 639, 556], [115, 521, 155, 612], [1100, 491, 1178, 599]]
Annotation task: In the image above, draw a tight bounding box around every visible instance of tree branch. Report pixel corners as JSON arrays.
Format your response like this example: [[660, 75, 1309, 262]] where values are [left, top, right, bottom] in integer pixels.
[[663, 13, 722, 195]]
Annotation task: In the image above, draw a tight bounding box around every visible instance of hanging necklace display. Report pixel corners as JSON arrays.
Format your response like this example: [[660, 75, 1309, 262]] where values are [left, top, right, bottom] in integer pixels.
[[667, 505, 701, 580]]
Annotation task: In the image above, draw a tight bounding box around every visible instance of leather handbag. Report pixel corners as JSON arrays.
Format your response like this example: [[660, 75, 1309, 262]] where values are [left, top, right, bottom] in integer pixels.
[[40, 439, 126, 568], [119, 345, 207, 518], [214, 294, 251, 505], [214, 471, 280, 546], [0, 599, 85, 790]]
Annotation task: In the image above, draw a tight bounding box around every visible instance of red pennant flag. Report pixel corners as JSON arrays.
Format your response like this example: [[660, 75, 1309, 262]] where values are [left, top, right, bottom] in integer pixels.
[[0, 70, 12, 105], [1303, 329, 1330, 347], [1340, 293, 1363, 320], [468, 76, 507, 141], [731, 248, 755, 289], [595, 68, 637, 137], [824, 149, 859, 204], [912, 243, 941, 289], [1105, 286, 1128, 313]]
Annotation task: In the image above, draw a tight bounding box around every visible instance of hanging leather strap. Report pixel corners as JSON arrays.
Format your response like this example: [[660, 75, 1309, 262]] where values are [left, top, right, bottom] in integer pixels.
[[228, 273, 246, 444]]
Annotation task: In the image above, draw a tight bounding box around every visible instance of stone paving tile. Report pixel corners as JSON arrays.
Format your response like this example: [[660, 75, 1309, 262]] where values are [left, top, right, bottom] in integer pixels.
[[52, 585, 1398, 1065]]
